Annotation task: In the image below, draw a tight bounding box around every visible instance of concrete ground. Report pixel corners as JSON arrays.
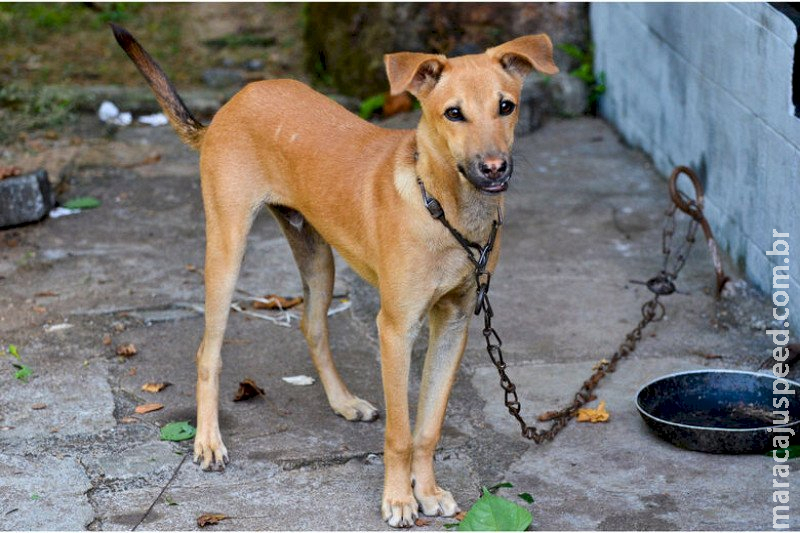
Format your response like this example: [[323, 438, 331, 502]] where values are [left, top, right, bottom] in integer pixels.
[[0, 113, 796, 530]]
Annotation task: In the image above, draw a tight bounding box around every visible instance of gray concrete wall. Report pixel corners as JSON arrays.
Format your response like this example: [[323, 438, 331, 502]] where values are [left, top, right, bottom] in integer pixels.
[[591, 3, 800, 332]]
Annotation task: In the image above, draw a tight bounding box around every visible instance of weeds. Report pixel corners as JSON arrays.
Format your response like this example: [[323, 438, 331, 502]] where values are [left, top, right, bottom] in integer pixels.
[[558, 42, 606, 113]]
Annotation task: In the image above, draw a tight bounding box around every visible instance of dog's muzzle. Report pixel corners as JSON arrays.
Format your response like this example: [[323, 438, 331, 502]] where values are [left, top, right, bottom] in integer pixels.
[[459, 155, 513, 195]]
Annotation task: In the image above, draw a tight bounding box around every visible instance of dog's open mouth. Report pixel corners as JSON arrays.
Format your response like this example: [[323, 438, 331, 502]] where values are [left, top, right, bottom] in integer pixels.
[[480, 180, 510, 194]]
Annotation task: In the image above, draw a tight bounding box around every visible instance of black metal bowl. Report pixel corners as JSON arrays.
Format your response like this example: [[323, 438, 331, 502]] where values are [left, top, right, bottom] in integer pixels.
[[636, 369, 800, 454]]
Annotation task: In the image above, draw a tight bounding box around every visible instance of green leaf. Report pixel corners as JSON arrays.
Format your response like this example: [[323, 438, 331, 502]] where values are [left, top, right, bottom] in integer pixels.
[[517, 492, 534, 504], [30, 493, 40, 501], [488, 482, 513, 493], [13, 364, 32, 382], [766, 445, 800, 460], [164, 494, 178, 506], [458, 487, 532, 531], [557, 43, 585, 61], [159, 421, 196, 442], [358, 93, 386, 120], [443, 523, 460, 529], [62, 196, 101, 210], [7, 344, 20, 360]]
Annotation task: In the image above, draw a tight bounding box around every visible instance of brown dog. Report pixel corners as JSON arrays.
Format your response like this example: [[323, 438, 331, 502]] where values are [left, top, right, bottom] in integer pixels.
[[112, 24, 557, 527]]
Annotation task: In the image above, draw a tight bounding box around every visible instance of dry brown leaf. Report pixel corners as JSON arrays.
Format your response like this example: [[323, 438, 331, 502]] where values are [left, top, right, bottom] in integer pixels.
[[251, 294, 302, 310], [31, 402, 47, 410], [134, 403, 164, 414], [414, 518, 430, 527], [576, 400, 610, 423], [141, 382, 171, 393], [0, 166, 21, 180], [197, 513, 229, 527], [102, 334, 112, 346], [122, 153, 162, 168], [116, 343, 137, 357], [34, 291, 59, 297], [454, 511, 467, 521], [233, 378, 265, 402], [120, 416, 138, 424]]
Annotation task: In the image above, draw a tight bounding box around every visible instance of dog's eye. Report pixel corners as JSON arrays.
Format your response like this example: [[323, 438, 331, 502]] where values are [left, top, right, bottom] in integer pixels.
[[444, 107, 465, 122], [499, 100, 516, 116]]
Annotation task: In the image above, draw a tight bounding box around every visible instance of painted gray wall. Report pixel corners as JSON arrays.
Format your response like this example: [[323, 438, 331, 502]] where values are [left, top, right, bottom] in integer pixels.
[[591, 3, 800, 332]]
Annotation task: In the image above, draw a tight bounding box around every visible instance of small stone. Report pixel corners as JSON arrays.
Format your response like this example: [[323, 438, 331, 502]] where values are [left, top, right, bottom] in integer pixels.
[[244, 58, 264, 71], [31, 403, 47, 410], [0, 170, 54, 228], [202, 68, 245, 89], [550, 72, 589, 116]]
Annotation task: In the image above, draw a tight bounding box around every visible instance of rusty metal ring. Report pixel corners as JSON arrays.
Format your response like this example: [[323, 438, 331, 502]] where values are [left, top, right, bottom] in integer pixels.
[[668, 166, 704, 220]]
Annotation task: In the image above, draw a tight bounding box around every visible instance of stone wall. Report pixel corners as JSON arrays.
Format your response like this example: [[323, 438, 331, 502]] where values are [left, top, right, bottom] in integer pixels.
[[304, 3, 589, 99], [591, 3, 800, 332]]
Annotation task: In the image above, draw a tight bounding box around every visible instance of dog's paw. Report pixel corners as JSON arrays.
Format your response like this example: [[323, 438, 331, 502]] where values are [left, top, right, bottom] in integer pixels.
[[414, 486, 459, 517], [382, 492, 419, 528], [332, 395, 379, 422], [193, 430, 229, 471]]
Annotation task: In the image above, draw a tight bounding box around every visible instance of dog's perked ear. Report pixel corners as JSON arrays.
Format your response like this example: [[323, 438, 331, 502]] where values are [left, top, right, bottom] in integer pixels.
[[384, 52, 447, 97], [486, 34, 559, 79]]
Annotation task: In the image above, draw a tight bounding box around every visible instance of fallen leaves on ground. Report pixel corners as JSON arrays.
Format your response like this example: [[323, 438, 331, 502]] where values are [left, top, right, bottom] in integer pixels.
[[134, 403, 164, 414], [31, 403, 46, 410], [13, 364, 32, 382], [121, 153, 162, 168], [116, 343, 137, 357], [62, 196, 101, 209], [0, 166, 21, 180], [141, 382, 171, 393], [120, 416, 138, 424], [34, 291, 58, 297], [233, 378, 265, 401], [251, 294, 302, 310], [454, 511, 467, 521], [415, 518, 430, 527], [197, 513, 229, 528], [160, 421, 196, 441], [576, 400, 610, 423]]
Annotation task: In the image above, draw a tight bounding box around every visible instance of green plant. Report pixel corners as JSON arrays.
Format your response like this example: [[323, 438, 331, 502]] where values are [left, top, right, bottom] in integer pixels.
[[358, 93, 386, 120], [0, 83, 75, 141], [558, 42, 606, 111], [445, 482, 535, 531]]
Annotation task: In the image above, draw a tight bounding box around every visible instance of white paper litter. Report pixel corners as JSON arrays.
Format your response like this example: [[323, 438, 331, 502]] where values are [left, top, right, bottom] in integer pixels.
[[44, 323, 73, 333], [49, 207, 81, 218], [138, 113, 169, 126], [282, 375, 315, 386], [98, 100, 132, 126]]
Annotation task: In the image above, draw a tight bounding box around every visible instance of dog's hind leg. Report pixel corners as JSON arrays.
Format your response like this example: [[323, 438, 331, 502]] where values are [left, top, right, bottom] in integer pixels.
[[269, 206, 379, 422], [193, 178, 260, 471]]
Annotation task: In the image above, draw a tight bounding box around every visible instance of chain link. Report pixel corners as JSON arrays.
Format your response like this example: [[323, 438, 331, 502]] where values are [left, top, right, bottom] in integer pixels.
[[419, 166, 720, 443]]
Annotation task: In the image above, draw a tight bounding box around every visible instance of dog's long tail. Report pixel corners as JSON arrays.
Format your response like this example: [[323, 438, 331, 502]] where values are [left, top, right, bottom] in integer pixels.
[[111, 24, 206, 150]]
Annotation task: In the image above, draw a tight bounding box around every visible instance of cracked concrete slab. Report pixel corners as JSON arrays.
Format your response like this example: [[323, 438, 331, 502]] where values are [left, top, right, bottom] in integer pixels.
[[0, 454, 94, 530]]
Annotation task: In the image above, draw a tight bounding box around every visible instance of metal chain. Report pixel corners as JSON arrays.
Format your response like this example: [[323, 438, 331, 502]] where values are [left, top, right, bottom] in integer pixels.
[[419, 166, 723, 443]]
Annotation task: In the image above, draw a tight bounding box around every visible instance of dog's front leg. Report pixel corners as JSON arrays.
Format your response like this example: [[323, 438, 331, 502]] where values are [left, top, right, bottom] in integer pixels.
[[377, 306, 423, 528], [412, 291, 471, 516]]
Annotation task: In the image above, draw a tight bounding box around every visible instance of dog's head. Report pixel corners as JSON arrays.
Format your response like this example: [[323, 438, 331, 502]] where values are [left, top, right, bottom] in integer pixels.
[[385, 35, 558, 194]]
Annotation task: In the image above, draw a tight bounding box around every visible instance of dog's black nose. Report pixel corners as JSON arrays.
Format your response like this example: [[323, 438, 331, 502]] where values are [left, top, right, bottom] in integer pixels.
[[479, 156, 509, 181]]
